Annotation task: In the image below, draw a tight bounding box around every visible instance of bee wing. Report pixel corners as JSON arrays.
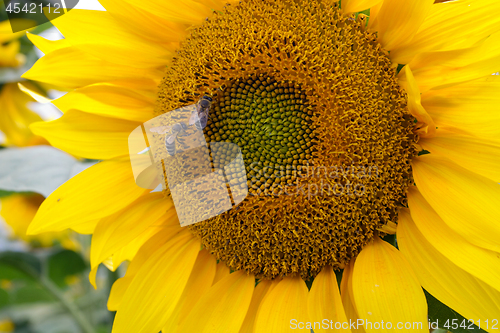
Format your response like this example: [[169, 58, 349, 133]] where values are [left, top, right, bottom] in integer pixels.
[[150, 125, 172, 134], [198, 113, 208, 129], [188, 111, 199, 126], [166, 133, 177, 144]]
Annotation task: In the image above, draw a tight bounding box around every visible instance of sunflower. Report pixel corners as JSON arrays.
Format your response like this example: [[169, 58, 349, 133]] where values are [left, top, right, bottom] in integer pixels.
[[0, 20, 46, 147], [0, 318, 14, 333], [25, 0, 500, 332], [0, 19, 75, 248]]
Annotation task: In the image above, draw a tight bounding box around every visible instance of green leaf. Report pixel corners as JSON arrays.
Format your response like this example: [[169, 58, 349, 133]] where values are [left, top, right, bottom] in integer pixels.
[[47, 249, 87, 287], [0, 146, 95, 197], [0, 189, 17, 198], [425, 290, 486, 333], [0, 288, 9, 309], [0, 252, 42, 280], [10, 284, 54, 305]]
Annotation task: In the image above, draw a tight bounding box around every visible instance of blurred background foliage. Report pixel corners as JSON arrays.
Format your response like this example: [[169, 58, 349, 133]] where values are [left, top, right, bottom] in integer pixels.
[[0, 6, 116, 333]]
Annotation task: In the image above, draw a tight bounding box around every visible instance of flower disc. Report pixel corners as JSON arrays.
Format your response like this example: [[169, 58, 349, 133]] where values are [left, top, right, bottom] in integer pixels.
[[156, 0, 418, 279]]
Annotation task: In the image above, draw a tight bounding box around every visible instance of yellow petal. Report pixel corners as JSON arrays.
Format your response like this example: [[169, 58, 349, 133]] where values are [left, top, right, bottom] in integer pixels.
[[108, 218, 176, 271], [90, 194, 174, 270], [340, 260, 366, 333], [397, 208, 500, 324], [26, 33, 70, 54], [239, 280, 275, 333], [341, 0, 382, 14], [352, 237, 427, 332], [255, 277, 310, 333], [213, 261, 231, 285], [69, 219, 100, 234], [407, 187, 500, 292], [162, 249, 216, 332], [420, 130, 500, 182], [98, 0, 188, 46], [369, 0, 434, 51], [107, 225, 182, 310], [398, 66, 436, 137], [421, 75, 500, 142], [53, 84, 155, 122], [112, 231, 199, 333], [108, 277, 131, 311], [412, 154, 500, 253], [30, 111, 140, 160], [401, 32, 500, 92], [122, 0, 215, 25], [390, 0, 500, 64], [27, 159, 147, 234], [51, 9, 173, 68], [0, 83, 45, 147], [176, 270, 255, 333], [308, 266, 351, 333], [22, 46, 160, 90], [18, 83, 52, 104]]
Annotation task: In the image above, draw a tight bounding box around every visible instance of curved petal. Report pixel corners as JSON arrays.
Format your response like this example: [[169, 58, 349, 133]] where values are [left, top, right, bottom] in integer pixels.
[[90, 194, 174, 271], [341, 0, 382, 14], [309, 266, 351, 333], [26, 33, 70, 54], [254, 277, 309, 333], [213, 261, 231, 285], [239, 280, 275, 333], [69, 219, 100, 234], [340, 260, 366, 333], [401, 32, 500, 92], [122, 0, 218, 25], [408, 187, 500, 292], [162, 249, 216, 332], [53, 84, 155, 122], [98, 0, 189, 45], [369, 0, 434, 51], [107, 225, 182, 310], [112, 231, 199, 333], [390, 0, 500, 64], [176, 270, 255, 333], [420, 130, 500, 182], [398, 66, 436, 137], [27, 159, 147, 234], [30, 111, 140, 160], [52, 9, 173, 68], [22, 47, 160, 90], [421, 75, 500, 142], [397, 209, 500, 325], [352, 237, 427, 332], [412, 154, 500, 253]]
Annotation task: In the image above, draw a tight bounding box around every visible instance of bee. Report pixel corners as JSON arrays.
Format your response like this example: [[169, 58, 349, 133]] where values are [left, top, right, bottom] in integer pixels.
[[150, 122, 188, 156], [189, 96, 213, 131]]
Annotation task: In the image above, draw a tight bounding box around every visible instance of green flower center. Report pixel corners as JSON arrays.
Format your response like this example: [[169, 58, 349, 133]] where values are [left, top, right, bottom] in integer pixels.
[[204, 76, 314, 194]]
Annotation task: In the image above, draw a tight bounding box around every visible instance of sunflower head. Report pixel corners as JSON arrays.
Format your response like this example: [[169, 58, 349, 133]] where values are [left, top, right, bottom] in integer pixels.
[[154, 0, 418, 279], [22, 0, 500, 331]]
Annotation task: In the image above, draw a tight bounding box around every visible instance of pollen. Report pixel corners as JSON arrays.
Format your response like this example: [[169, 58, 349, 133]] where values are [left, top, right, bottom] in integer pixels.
[[156, 0, 418, 279]]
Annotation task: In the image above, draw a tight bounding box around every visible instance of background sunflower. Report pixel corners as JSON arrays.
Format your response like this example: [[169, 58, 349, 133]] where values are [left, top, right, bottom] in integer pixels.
[[6, 0, 500, 332], [0, 9, 115, 333]]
